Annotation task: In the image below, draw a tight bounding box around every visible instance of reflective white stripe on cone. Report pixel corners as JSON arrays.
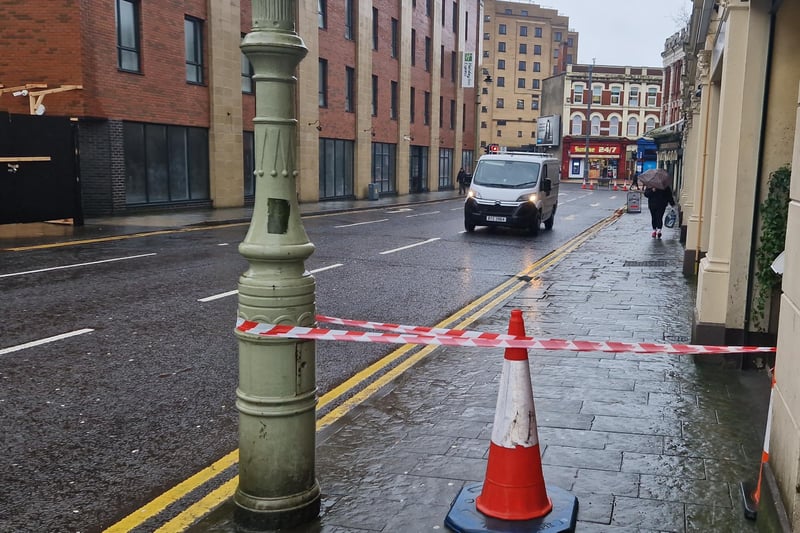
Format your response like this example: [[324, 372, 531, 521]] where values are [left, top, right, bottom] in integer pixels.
[[475, 310, 552, 520]]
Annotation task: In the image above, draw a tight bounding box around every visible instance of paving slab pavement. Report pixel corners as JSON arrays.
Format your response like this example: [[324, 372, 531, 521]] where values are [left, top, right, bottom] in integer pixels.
[[191, 204, 771, 532]]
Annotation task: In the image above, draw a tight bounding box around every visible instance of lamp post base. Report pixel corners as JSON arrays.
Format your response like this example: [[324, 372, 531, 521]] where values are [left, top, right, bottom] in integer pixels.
[[234, 485, 321, 532]]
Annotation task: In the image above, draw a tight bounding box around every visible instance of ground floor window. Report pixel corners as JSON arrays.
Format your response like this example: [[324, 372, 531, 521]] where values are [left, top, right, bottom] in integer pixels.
[[438, 148, 453, 189], [371, 142, 397, 194], [123, 122, 209, 205], [461, 150, 474, 174], [319, 138, 354, 199], [243, 131, 254, 198], [409, 145, 429, 193]]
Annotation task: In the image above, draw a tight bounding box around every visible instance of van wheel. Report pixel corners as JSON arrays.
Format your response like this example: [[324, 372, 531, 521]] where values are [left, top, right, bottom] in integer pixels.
[[528, 211, 541, 236], [464, 219, 475, 232], [544, 207, 556, 230]]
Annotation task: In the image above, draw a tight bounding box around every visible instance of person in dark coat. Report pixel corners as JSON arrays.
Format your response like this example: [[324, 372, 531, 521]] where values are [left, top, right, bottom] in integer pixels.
[[457, 167, 468, 194], [643, 186, 675, 239]]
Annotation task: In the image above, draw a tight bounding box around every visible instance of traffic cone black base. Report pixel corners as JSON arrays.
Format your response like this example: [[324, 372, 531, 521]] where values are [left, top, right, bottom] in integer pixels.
[[445, 482, 578, 532], [740, 480, 758, 520]]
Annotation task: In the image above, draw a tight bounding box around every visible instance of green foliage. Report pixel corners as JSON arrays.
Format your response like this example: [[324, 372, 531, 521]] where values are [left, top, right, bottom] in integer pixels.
[[752, 164, 791, 330]]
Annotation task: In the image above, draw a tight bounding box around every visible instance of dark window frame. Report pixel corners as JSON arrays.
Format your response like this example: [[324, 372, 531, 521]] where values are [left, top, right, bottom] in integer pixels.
[[116, 0, 141, 72], [184, 16, 204, 85]]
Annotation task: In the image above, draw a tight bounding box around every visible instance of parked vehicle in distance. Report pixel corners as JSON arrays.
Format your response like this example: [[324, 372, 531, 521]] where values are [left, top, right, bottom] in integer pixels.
[[464, 152, 559, 235]]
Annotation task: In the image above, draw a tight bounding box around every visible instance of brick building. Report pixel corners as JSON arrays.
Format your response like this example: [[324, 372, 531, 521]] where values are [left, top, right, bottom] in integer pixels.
[[479, 0, 578, 149], [542, 63, 664, 183], [0, 1, 481, 216]]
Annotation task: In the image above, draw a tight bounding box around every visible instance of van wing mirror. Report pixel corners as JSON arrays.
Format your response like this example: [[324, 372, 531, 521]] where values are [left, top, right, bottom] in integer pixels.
[[542, 178, 552, 194]]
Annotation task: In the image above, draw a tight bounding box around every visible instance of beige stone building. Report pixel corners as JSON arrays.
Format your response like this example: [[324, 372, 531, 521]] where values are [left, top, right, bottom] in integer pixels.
[[680, 0, 800, 527], [479, 0, 578, 149]]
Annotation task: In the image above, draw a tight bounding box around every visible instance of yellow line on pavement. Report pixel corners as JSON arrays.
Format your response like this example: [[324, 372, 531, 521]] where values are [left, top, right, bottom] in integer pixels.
[[106, 211, 621, 532]]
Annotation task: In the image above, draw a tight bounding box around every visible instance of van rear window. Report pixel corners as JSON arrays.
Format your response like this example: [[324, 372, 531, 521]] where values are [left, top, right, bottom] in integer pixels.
[[472, 160, 540, 188]]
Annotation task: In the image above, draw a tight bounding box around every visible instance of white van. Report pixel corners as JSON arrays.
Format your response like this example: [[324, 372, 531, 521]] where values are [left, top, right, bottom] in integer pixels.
[[464, 152, 560, 235]]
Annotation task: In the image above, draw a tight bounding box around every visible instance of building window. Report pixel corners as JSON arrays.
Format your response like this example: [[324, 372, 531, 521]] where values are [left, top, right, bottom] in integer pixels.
[[497, 129, 502, 137], [592, 85, 601, 104], [517, 78, 525, 89], [521, 10, 528, 16], [647, 87, 658, 106], [484, 32, 490, 40], [498, 42, 506, 52], [591, 116, 600, 135], [318, 0, 327, 29], [627, 117, 638, 136], [568, 37, 574, 47], [372, 75, 378, 116], [531, 99, 539, 110], [411, 29, 416, 66], [629, 87, 639, 107], [425, 37, 431, 71], [184, 17, 203, 84], [426, 0, 431, 16], [516, 99, 524, 109], [567, 54, 573, 64], [498, 59, 505, 70], [372, 7, 379, 50], [241, 50, 253, 94], [645, 117, 656, 132], [116, 0, 140, 72], [345, 66, 355, 112], [496, 97, 504, 108], [452, 1, 458, 32], [391, 81, 398, 119], [499, 23, 507, 35], [532, 79, 540, 89], [482, 87, 488, 95], [345, 0, 354, 39], [372, 142, 397, 194], [517, 131, 523, 138], [518, 61, 526, 71], [534, 44, 541, 55], [410, 87, 415, 123], [534, 27, 542, 38], [519, 43, 527, 54], [123, 122, 209, 205], [553, 48, 559, 58], [520, 26, 528, 37], [441, 45, 445, 77], [439, 95, 443, 128], [496, 76, 505, 87], [554, 31, 562, 42], [481, 106, 487, 113], [450, 99, 456, 129], [611, 87, 621, 105], [424, 91, 430, 124], [320, 139, 355, 199], [609, 116, 619, 136], [573, 83, 583, 104], [439, 148, 454, 189], [571, 115, 582, 135], [481, 121, 487, 128], [319, 59, 328, 107], [533, 62, 540, 72], [391, 18, 398, 58], [451, 51, 457, 81]]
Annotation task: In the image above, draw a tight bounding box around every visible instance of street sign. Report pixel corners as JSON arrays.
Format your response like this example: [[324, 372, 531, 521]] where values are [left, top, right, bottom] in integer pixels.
[[627, 191, 642, 213]]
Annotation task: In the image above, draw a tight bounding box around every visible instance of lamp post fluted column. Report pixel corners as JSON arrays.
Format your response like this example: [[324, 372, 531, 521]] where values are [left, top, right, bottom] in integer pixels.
[[235, 1, 320, 529]]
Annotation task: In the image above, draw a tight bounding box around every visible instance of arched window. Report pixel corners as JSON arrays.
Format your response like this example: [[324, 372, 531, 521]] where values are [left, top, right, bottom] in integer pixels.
[[627, 117, 638, 137], [609, 116, 619, 136], [591, 116, 600, 135], [571, 115, 582, 135], [645, 117, 656, 132]]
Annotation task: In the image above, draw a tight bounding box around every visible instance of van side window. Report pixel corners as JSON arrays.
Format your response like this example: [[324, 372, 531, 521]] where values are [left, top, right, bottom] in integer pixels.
[[542, 165, 547, 179]]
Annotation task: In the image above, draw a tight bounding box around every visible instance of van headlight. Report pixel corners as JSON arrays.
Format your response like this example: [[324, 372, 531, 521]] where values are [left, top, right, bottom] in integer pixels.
[[468, 189, 480, 199], [516, 193, 537, 203]]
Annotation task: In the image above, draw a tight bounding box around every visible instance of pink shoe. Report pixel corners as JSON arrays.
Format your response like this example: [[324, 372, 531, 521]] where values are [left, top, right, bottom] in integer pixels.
[[651, 231, 657, 238]]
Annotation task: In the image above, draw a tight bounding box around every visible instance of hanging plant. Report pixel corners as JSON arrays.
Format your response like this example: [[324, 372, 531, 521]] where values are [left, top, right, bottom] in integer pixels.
[[752, 164, 791, 330]]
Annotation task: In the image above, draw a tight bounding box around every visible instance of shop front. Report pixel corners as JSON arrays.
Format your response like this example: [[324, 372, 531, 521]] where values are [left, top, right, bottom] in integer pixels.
[[560, 137, 629, 183]]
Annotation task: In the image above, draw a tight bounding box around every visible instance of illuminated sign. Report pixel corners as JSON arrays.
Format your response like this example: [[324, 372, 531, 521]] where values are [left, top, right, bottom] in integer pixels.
[[462, 52, 474, 88], [569, 145, 621, 155]]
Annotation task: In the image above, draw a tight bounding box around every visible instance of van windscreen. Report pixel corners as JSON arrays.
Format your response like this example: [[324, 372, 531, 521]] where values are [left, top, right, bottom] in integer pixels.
[[472, 160, 540, 188]]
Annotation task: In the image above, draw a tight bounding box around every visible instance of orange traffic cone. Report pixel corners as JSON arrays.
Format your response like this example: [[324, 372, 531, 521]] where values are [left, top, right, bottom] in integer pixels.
[[475, 310, 552, 520], [589, 182, 594, 190], [581, 182, 587, 189], [741, 369, 776, 520]]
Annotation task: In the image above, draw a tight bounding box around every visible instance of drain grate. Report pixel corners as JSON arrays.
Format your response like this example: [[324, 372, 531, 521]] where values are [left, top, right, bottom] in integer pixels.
[[623, 260, 669, 267]]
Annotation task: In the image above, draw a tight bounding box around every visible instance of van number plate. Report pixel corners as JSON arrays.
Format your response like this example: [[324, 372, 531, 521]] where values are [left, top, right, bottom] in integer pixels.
[[486, 216, 506, 222]]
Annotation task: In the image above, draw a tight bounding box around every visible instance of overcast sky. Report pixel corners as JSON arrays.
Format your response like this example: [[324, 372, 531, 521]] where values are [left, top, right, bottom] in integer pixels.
[[538, 0, 692, 67]]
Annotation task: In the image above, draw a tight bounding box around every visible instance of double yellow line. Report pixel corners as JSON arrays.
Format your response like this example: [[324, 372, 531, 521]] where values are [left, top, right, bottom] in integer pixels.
[[105, 210, 621, 532]]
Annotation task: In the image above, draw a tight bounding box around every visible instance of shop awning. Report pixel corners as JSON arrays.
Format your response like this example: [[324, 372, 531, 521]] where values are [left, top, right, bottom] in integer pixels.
[[643, 119, 684, 139]]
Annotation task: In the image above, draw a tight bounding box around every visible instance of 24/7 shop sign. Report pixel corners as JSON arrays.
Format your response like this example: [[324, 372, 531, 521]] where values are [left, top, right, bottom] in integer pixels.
[[569, 145, 621, 155]]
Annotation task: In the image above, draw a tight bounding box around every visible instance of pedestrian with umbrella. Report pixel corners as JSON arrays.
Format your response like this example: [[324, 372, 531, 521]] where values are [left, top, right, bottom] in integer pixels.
[[639, 168, 675, 239]]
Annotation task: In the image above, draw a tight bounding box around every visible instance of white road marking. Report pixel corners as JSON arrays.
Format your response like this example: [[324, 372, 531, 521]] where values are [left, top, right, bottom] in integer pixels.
[[406, 211, 440, 218], [379, 238, 441, 255], [334, 219, 389, 228], [591, 203, 600, 207], [386, 208, 413, 213], [0, 253, 157, 279], [0, 329, 94, 356], [197, 264, 344, 302]]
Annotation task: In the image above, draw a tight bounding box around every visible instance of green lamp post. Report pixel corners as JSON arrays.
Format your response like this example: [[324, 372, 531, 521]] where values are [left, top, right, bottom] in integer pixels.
[[235, 1, 320, 529]]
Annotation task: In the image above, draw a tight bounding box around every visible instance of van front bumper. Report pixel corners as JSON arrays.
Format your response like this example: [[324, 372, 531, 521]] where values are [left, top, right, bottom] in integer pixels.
[[464, 197, 539, 228]]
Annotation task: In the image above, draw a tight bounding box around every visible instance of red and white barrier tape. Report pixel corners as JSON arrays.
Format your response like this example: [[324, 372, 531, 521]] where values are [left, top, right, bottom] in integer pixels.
[[236, 316, 775, 355]]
